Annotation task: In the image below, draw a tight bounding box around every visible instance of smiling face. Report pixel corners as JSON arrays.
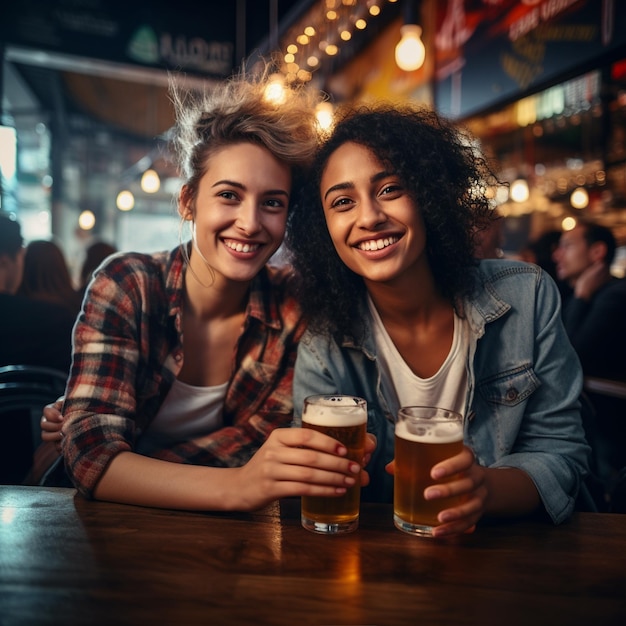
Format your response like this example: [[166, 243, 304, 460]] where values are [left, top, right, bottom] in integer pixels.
[[181, 142, 292, 285], [320, 141, 429, 288]]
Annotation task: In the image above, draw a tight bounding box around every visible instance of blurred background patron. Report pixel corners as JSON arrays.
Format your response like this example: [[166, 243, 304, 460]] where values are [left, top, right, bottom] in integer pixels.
[[77, 241, 118, 299], [17, 239, 82, 318], [1, 214, 74, 484], [0, 214, 74, 372], [519, 230, 571, 300], [554, 221, 626, 502], [554, 222, 626, 380]]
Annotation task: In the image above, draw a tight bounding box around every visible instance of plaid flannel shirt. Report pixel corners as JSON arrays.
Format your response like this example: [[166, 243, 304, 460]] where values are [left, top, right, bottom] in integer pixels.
[[61, 245, 305, 498]]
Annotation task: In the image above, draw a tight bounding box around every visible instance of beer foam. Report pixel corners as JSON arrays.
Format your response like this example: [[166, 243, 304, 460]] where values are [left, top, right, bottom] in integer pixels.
[[396, 419, 463, 444], [303, 397, 367, 427]]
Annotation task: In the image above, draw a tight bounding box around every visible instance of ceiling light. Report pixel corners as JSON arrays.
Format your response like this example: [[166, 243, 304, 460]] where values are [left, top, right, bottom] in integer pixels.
[[315, 102, 334, 131], [570, 187, 589, 209], [141, 169, 161, 194], [562, 216, 577, 231], [263, 74, 286, 104], [116, 190, 135, 211], [510, 178, 530, 203], [78, 210, 96, 230], [395, 24, 425, 71]]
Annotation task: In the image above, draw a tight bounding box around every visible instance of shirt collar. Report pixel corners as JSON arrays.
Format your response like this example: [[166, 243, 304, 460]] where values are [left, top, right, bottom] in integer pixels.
[[165, 244, 285, 331]]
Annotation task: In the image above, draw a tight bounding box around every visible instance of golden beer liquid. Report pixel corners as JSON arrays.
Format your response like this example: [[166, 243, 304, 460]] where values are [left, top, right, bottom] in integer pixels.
[[394, 422, 464, 529], [301, 420, 366, 526]]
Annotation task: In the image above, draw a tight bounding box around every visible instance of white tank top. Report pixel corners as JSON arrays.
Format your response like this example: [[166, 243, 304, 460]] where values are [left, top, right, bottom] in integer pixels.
[[136, 378, 227, 453], [367, 296, 469, 418]]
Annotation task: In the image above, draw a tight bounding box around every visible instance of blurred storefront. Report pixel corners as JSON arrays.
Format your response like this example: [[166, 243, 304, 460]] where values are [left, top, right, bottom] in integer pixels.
[[431, 0, 626, 264]]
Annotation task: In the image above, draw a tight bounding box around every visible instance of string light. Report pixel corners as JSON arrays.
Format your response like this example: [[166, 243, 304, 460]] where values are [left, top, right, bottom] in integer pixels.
[[570, 187, 589, 209], [116, 190, 135, 211], [315, 102, 334, 131], [141, 169, 161, 194], [510, 178, 530, 203], [562, 216, 577, 231], [263, 74, 287, 104], [78, 210, 96, 230], [278, 0, 391, 84]]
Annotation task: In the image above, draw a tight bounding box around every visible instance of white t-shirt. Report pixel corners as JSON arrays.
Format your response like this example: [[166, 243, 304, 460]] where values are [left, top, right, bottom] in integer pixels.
[[367, 296, 469, 417], [136, 378, 227, 453]]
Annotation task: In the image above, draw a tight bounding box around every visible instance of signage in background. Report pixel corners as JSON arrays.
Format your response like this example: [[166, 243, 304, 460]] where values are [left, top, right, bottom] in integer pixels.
[[2, 0, 235, 78], [435, 0, 626, 119]]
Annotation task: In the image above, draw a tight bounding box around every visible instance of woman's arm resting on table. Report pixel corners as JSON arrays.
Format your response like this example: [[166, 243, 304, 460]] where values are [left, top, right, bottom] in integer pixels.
[[92, 427, 368, 512]]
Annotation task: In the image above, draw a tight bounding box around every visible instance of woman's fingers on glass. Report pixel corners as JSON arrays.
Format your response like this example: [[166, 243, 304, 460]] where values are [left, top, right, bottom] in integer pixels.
[[431, 445, 475, 479], [361, 434, 377, 466], [431, 520, 478, 538], [359, 469, 371, 487], [295, 483, 348, 497], [432, 498, 484, 537], [299, 467, 357, 487], [279, 445, 360, 478], [277, 426, 348, 456], [425, 473, 476, 501], [269, 458, 357, 490]]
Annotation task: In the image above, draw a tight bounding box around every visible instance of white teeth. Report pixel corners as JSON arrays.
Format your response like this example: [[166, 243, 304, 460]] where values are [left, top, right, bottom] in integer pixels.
[[225, 241, 259, 253], [358, 236, 398, 251]]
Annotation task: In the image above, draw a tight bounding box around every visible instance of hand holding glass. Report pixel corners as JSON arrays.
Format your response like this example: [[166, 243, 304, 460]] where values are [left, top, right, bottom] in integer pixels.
[[301, 394, 367, 534], [394, 406, 465, 537]]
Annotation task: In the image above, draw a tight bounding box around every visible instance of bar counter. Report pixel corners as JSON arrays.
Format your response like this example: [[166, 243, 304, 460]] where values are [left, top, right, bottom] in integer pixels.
[[1, 486, 624, 625]]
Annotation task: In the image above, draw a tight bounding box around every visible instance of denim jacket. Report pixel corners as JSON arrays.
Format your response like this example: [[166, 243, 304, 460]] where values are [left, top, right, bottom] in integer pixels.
[[293, 259, 591, 524]]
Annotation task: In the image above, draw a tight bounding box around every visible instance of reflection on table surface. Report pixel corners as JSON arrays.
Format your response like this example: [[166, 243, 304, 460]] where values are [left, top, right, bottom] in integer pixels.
[[1, 486, 625, 626]]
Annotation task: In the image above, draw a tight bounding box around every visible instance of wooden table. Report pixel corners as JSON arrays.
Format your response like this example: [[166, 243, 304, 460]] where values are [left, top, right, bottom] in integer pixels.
[[1, 486, 625, 626]]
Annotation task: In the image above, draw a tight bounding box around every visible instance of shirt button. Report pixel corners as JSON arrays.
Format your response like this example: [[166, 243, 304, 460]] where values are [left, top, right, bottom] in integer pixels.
[[505, 388, 518, 401]]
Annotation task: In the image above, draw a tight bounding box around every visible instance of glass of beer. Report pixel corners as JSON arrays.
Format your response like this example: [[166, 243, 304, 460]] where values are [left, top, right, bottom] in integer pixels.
[[394, 406, 465, 537], [301, 394, 367, 534]]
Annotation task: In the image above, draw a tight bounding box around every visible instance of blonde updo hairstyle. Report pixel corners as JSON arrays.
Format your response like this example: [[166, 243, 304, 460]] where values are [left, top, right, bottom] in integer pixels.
[[169, 68, 321, 219]]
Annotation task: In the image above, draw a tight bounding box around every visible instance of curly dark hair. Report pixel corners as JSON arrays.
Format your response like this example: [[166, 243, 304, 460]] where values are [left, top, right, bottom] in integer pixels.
[[287, 102, 500, 340]]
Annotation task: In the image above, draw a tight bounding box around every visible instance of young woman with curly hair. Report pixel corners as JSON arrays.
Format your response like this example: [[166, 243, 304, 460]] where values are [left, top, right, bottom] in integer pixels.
[[288, 103, 590, 538]]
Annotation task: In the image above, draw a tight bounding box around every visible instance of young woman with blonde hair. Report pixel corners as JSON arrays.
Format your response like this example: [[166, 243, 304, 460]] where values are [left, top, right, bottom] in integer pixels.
[[41, 72, 372, 510]]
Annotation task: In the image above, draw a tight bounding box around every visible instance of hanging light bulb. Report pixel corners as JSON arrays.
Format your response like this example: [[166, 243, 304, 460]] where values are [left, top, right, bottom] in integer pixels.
[[78, 210, 96, 231], [315, 102, 334, 131], [395, 24, 425, 71], [263, 73, 287, 104], [141, 168, 161, 194], [562, 216, 577, 231], [510, 178, 530, 203], [570, 187, 589, 209], [116, 190, 135, 211]]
